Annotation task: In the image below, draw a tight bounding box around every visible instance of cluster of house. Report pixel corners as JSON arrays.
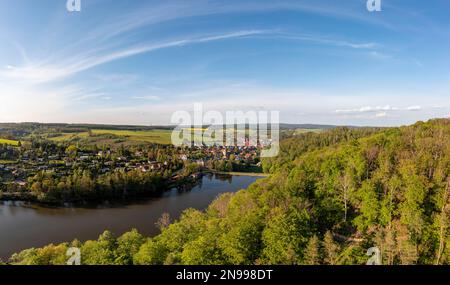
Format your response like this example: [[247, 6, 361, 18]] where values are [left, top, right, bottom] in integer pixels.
[[0, 144, 261, 187], [181, 145, 260, 163], [0, 149, 171, 187]]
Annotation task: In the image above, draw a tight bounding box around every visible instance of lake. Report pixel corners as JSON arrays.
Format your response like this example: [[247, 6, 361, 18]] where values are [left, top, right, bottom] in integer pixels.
[[0, 174, 261, 260]]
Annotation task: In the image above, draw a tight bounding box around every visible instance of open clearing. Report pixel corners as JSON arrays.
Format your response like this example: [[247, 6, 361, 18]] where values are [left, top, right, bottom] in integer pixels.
[[0, 138, 20, 146], [49, 129, 173, 145]]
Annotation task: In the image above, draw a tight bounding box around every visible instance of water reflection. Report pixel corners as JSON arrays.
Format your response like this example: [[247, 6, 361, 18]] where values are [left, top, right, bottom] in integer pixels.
[[0, 174, 260, 259]]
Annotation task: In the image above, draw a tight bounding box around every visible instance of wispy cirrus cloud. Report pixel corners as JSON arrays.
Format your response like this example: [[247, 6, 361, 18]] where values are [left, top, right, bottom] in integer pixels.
[[1, 0, 446, 126], [336, 105, 425, 114], [368, 51, 392, 60], [0, 30, 269, 84], [0, 28, 381, 85], [76, 0, 394, 46], [278, 33, 379, 49]]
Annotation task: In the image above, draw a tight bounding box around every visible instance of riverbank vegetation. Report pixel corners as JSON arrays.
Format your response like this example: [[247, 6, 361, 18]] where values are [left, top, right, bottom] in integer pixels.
[[0, 126, 264, 204], [6, 118, 450, 265]]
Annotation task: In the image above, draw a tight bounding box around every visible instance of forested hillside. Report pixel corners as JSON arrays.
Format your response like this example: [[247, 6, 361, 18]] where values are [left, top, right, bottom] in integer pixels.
[[6, 119, 450, 265]]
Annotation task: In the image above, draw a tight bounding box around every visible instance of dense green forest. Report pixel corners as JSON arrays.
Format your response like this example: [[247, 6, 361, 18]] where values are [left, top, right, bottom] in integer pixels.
[[5, 119, 450, 265]]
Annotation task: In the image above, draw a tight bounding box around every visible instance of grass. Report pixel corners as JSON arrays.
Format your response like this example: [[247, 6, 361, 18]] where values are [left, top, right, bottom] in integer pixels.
[[183, 128, 208, 132], [293, 128, 323, 135], [49, 129, 173, 145], [92, 129, 173, 144], [46, 127, 278, 146], [0, 138, 20, 146], [0, 160, 17, 164], [48, 133, 88, 142]]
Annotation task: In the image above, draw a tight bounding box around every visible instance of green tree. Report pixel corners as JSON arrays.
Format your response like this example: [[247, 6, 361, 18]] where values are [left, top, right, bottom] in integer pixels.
[[133, 239, 168, 265], [261, 207, 310, 265], [354, 181, 380, 232], [65, 145, 78, 159], [115, 229, 145, 265], [323, 232, 340, 265], [304, 235, 321, 265], [81, 231, 116, 265]]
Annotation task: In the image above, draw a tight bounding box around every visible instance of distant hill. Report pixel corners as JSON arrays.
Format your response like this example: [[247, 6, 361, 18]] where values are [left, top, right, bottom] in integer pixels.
[[279, 123, 358, 130], [279, 123, 335, 130], [0, 123, 173, 131], [0, 122, 352, 131]]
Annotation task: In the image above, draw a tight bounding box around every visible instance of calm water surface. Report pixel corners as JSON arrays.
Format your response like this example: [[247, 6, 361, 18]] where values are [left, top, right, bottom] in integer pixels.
[[0, 174, 260, 259]]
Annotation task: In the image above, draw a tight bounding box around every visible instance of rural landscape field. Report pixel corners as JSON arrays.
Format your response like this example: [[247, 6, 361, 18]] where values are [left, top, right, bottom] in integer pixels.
[[48, 129, 173, 145]]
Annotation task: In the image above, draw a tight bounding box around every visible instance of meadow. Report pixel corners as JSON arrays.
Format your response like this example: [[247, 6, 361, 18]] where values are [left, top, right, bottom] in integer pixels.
[[0, 138, 20, 146], [49, 128, 250, 146], [48, 129, 173, 145], [40, 127, 322, 147], [293, 128, 323, 135]]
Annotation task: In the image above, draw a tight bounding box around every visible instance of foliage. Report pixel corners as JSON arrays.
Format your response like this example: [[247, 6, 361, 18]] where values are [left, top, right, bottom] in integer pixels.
[[8, 119, 450, 265]]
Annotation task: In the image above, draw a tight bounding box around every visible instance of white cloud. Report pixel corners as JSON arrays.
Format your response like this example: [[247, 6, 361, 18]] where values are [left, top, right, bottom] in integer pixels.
[[132, 95, 161, 101], [335, 105, 428, 114], [369, 51, 392, 60], [1, 29, 377, 85], [71, 92, 111, 102], [0, 83, 73, 122], [336, 105, 398, 113], [0, 1, 446, 127], [78, 0, 393, 46], [406, 105, 422, 111], [0, 80, 447, 127]]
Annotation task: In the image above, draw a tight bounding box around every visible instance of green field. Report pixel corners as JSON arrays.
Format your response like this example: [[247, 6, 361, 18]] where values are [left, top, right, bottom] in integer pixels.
[[92, 129, 173, 144], [46, 127, 303, 146], [0, 160, 17, 164], [0, 138, 20, 146], [293, 128, 323, 135], [48, 132, 89, 142], [49, 128, 252, 146], [49, 129, 173, 145]]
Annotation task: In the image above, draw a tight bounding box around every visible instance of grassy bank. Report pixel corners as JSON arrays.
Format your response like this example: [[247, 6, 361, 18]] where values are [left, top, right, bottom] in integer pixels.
[[207, 170, 269, 177]]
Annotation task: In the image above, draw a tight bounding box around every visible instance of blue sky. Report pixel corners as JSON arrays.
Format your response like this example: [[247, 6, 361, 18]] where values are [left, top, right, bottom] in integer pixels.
[[0, 0, 449, 126]]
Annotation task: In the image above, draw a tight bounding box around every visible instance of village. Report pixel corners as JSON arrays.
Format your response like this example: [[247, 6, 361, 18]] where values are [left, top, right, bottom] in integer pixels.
[[0, 141, 262, 189]]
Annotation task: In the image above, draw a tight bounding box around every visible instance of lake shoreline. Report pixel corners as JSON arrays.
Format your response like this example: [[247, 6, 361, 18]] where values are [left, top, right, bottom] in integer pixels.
[[0, 174, 202, 208], [0, 174, 262, 260], [0, 171, 266, 208], [206, 170, 269, 177]]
